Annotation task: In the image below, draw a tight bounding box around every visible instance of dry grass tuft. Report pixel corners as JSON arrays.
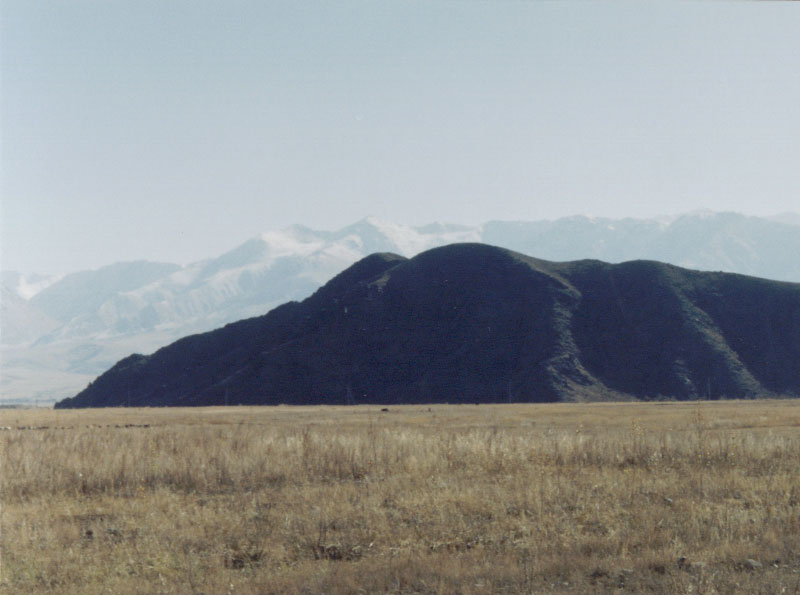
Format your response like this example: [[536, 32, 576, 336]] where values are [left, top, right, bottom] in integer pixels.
[[2, 400, 800, 593]]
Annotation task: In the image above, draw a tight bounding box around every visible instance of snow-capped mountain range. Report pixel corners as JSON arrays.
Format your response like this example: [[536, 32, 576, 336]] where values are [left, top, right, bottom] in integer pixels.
[[2, 212, 799, 405]]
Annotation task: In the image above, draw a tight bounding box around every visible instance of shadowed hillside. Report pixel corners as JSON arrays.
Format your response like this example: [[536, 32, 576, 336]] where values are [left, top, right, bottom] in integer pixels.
[[55, 244, 800, 408], [7, 212, 800, 406]]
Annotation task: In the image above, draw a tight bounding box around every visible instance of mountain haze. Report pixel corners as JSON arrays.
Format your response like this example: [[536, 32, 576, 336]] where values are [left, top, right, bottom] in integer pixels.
[[56, 244, 800, 408], [4, 212, 800, 404]]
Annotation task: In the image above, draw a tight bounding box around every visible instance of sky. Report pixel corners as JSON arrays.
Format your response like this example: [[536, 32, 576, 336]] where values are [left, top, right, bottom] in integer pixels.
[[2, 1, 799, 274]]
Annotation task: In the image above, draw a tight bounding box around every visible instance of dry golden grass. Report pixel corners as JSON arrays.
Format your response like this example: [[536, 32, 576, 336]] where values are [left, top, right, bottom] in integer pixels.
[[2, 400, 800, 594]]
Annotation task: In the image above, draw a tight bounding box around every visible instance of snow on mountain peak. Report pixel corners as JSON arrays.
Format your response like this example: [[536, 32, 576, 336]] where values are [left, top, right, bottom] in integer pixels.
[[6, 211, 800, 405], [4, 272, 65, 300], [341, 216, 481, 256], [257, 228, 325, 260]]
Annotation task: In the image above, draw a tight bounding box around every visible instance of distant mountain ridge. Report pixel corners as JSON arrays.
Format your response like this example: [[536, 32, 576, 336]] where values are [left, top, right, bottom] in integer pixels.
[[3, 211, 800, 404], [55, 244, 800, 408]]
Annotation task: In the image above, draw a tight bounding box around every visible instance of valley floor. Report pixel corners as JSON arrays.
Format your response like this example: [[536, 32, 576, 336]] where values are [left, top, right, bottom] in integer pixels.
[[2, 400, 800, 593]]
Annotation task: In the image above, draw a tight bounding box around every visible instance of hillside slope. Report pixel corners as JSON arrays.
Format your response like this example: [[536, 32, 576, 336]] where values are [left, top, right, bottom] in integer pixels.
[[6, 212, 800, 404], [56, 244, 800, 408]]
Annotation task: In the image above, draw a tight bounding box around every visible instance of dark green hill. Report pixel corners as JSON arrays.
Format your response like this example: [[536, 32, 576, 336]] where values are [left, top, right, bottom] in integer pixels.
[[55, 244, 800, 408]]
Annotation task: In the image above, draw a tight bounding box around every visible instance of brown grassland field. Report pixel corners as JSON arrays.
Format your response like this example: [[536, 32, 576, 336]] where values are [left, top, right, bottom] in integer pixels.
[[1, 400, 800, 594]]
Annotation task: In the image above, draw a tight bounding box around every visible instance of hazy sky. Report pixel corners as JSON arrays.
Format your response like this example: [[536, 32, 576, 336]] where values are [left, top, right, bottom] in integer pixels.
[[2, 1, 799, 274]]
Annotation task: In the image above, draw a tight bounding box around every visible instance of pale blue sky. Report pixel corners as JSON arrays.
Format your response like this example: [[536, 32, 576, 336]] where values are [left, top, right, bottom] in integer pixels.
[[2, 1, 799, 273]]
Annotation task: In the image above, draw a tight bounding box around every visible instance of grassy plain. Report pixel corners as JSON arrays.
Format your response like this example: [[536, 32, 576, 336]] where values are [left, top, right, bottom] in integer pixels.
[[2, 400, 800, 594]]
